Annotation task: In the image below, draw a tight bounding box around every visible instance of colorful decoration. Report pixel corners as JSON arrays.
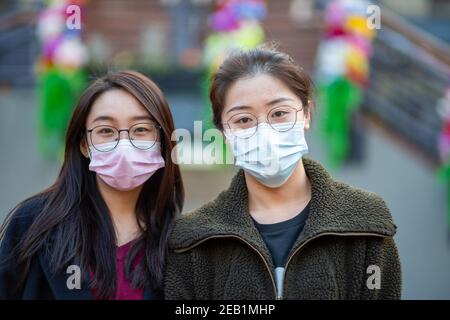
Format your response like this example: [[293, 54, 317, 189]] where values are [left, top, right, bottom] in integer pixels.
[[202, 0, 266, 130], [209, 0, 266, 32], [199, 0, 266, 165], [437, 82, 450, 226], [315, 0, 376, 167], [36, 0, 88, 160], [438, 86, 450, 166]]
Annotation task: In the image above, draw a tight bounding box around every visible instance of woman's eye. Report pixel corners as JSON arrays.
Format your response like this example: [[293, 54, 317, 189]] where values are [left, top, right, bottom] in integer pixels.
[[99, 128, 114, 134], [135, 127, 149, 133], [272, 111, 287, 118], [236, 117, 252, 124]]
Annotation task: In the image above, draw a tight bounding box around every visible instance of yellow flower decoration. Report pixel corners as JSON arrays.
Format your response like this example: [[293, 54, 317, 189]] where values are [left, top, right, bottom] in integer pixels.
[[345, 15, 376, 39]]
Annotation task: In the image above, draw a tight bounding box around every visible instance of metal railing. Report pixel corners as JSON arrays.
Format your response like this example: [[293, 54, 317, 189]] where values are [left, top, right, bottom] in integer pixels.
[[362, 6, 450, 164]]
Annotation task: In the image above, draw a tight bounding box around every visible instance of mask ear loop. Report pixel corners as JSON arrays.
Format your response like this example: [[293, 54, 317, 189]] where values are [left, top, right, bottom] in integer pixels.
[[84, 134, 92, 160], [222, 121, 234, 143], [223, 129, 233, 142]]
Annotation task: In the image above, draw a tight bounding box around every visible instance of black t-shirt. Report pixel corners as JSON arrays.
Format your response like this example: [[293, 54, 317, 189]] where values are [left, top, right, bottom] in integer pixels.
[[252, 201, 310, 298], [252, 201, 310, 268]]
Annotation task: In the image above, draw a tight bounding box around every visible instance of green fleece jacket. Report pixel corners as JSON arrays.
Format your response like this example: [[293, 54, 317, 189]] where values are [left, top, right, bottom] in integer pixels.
[[164, 157, 401, 300]]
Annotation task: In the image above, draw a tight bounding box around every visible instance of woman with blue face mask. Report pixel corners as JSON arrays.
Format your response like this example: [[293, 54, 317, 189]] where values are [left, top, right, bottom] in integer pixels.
[[164, 45, 401, 300], [0, 71, 184, 299]]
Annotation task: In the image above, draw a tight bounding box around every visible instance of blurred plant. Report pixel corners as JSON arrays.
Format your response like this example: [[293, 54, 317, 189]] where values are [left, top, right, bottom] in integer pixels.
[[315, 0, 376, 167], [36, 0, 88, 161]]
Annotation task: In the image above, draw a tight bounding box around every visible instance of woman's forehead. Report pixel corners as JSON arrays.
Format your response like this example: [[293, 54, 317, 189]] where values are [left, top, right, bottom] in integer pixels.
[[87, 89, 153, 123], [224, 74, 300, 110]]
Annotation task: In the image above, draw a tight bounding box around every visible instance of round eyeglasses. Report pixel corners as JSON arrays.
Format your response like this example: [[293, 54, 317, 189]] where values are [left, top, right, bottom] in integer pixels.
[[223, 105, 304, 139], [87, 123, 161, 152]]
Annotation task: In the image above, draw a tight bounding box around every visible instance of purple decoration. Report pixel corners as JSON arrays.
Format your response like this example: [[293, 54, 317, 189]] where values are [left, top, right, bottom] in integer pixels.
[[42, 35, 63, 61], [325, 0, 346, 27], [209, 7, 240, 32]]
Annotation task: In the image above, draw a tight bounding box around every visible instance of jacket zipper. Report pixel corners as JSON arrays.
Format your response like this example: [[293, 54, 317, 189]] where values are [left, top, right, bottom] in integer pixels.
[[174, 234, 278, 299], [278, 231, 390, 299], [175, 231, 390, 300]]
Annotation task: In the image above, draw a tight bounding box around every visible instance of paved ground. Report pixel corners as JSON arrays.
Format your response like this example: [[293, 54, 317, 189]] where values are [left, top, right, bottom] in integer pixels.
[[1, 88, 449, 299]]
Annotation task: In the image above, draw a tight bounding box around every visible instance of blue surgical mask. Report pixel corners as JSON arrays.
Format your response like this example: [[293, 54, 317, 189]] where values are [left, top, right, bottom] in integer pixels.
[[226, 121, 309, 188]]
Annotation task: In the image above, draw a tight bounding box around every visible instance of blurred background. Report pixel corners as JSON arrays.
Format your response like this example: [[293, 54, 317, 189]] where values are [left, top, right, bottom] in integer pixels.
[[1, 0, 450, 299]]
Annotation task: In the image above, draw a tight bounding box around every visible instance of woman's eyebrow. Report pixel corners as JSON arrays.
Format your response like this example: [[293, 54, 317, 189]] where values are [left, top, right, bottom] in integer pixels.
[[225, 105, 252, 115], [266, 97, 294, 106], [130, 115, 154, 122], [92, 115, 154, 123], [226, 97, 295, 115], [92, 115, 115, 123]]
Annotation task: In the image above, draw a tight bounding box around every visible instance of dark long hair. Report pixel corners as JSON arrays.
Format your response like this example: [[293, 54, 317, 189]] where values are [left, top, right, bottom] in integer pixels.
[[1, 70, 184, 298]]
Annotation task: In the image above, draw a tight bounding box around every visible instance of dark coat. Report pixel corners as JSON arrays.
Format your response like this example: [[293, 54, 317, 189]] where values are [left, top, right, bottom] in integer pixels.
[[164, 157, 401, 300], [0, 196, 160, 300]]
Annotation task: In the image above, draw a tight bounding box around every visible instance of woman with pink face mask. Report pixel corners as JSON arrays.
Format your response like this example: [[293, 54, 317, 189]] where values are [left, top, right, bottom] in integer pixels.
[[0, 71, 184, 300]]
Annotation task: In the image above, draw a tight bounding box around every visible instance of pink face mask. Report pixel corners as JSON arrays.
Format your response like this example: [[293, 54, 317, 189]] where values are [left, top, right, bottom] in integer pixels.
[[88, 139, 165, 191]]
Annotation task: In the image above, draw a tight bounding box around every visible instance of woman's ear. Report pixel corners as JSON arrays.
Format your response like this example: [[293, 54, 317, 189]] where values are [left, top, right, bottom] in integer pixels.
[[304, 100, 313, 131], [80, 137, 90, 159]]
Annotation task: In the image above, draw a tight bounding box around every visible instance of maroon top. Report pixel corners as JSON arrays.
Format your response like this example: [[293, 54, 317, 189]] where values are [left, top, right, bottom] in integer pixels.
[[91, 240, 144, 300]]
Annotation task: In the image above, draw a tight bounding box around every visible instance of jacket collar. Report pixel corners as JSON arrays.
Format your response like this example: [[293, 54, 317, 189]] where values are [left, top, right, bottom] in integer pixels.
[[169, 157, 397, 266]]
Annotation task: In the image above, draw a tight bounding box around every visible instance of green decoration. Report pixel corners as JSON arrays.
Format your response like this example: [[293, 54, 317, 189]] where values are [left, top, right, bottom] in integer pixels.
[[318, 76, 362, 167], [37, 67, 86, 160]]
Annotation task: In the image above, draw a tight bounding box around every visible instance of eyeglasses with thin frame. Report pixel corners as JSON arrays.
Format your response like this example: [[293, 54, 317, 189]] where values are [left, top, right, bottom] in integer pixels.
[[87, 122, 161, 152], [223, 105, 304, 139]]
